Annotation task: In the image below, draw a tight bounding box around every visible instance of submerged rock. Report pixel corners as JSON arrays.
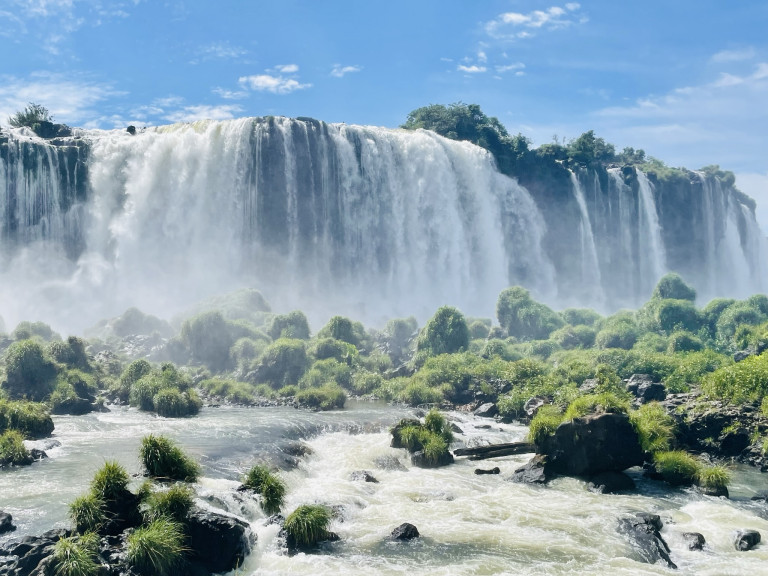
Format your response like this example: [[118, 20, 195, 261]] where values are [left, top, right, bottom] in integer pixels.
[[733, 529, 761, 551], [391, 523, 420, 540], [508, 455, 550, 484], [350, 470, 379, 483], [683, 532, 706, 551], [186, 507, 255, 574], [587, 471, 636, 494], [0, 512, 15, 534], [474, 467, 500, 475], [618, 514, 676, 569]]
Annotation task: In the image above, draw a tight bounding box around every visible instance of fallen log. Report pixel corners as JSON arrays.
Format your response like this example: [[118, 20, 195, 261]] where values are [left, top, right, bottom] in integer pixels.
[[454, 442, 535, 458]]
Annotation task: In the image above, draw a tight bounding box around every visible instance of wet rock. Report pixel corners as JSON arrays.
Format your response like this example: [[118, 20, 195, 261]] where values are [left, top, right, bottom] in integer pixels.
[[126, 125, 136, 135], [626, 374, 666, 403], [391, 523, 419, 540], [100, 486, 141, 536], [618, 514, 676, 569], [410, 449, 454, 468], [588, 471, 636, 494], [698, 484, 729, 498], [473, 403, 498, 418], [734, 529, 761, 551], [450, 422, 463, 434], [720, 430, 751, 456], [579, 378, 598, 393], [0, 512, 15, 534], [50, 396, 94, 415], [186, 507, 255, 574], [683, 532, 705, 550], [374, 455, 407, 472], [508, 455, 551, 484], [474, 467, 500, 475], [539, 413, 644, 477], [524, 396, 547, 419], [350, 470, 379, 483], [0, 528, 71, 576]]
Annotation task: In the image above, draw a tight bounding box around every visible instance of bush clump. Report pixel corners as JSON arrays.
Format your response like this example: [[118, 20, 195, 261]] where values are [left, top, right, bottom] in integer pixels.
[[2, 339, 58, 401], [416, 306, 470, 356], [527, 405, 565, 445], [563, 392, 631, 420], [143, 484, 195, 522], [294, 384, 347, 410], [139, 434, 200, 482], [126, 517, 186, 576], [69, 493, 106, 533], [496, 286, 563, 340], [52, 533, 101, 576], [0, 398, 54, 438], [697, 464, 731, 490], [629, 402, 675, 453], [243, 464, 286, 515], [391, 409, 453, 465], [653, 450, 701, 486], [0, 429, 30, 466], [284, 504, 332, 548]]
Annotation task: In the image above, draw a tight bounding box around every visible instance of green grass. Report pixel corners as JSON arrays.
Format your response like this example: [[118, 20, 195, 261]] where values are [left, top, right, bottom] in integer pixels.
[[0, 398, 54, 438], [294, 384, 347, 410], [527, 405, 565, 445], [563, 392, 631, 420], [139, 434, 200, 482], [697, 464, 731, 489], [69, 493, 106, 533], [653, 450, 702, 486], [0, 429, 29, 465], [52, 533, 100, 576], [423, 435, 449, 464], [242, 464, 286, 515], [629, 402, 675, 453], [144, 484, 195, 522], [90, 461, 129, 501], [126, 518, 186, 576], [284, 505, 332, 547]]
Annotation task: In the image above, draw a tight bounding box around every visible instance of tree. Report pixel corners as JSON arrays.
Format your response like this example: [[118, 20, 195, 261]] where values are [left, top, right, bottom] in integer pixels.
[[652, 273, 696, 302], [416, 306, 469, 356], [8, 103, 53, 128], [496, 286, 563, 340], [2, 340, 58, 400], [567, 130, 616, 166]]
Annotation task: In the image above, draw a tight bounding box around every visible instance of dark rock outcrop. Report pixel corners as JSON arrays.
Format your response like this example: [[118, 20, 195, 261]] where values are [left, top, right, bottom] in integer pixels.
[[508, 455, 551, 484], [473, 403, 498, 418], [683, 532, 705, 551], [626, 374, 666, 403], [410, 450, 454, 468], [0, 529, 71, 576], [186, 507, 254, 574], [350, 470, 379, 483], [0, 512, 14, 535], [618, 514, 676, 569], [391, 523, 420, 540], [539, 413, 644, 477], [734, 529, 761, 551], [524, 396, 547, 420], [474, 467, 500, 475], [588, 471, 636, 494]]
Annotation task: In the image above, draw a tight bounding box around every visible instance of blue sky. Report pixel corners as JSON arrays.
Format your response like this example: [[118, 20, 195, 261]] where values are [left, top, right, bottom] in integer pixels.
[[2, 0, 767, 227]]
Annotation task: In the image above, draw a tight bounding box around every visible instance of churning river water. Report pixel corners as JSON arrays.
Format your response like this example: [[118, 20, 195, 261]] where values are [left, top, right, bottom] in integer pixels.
[[1, 401, 767, 575]]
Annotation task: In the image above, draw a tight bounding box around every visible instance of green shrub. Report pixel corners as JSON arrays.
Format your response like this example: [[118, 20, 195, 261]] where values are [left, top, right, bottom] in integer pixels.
[[396, 380, 444, 406], [295, 384, 346, 410], [0, 429, 30, 465], [69, 493, 106, 533], [230, 337, 266, 370], [629, 402, 675, 453], [153, 388, 200, 418], [140, 434, 200, 482], [496, 286, 563, 340], [667, 331, 704, 353], [423, 435, 449, 465], [276, 385, 299, 397], [242, 464, 286, 515], [564, 392, 630, 420], [0, 398, 53, 438], [284, 505, 332, 547], [144, 484, 194, 522], [527, 405, 565, 445], [48, 336, 90, 370], [467, 320, 491, 339], [653, 450, 701, 486], [126, 518, 186, 576], [560, 308, 602, 327], [417, 306, 470, 355], [382, 316, 419, 364], [11, 320, 59, 341], [252, 338, 308, 388], [2, 339, 58, 401], [114, 359, 152, 402], [551, 325, 596, 349], [703, 352, 768, 403], [268, 311, 310, 340], [91, 461, 129, 502], [130, 375, 162, 411], [318, 315, 366, 347], [199, 378, 255, 404], [350, 371, 383, 395], [595, 325, 637, 350], [300, 358, 352, 389], [652, 273, 696, 302], [697, 465, 731, 489], [111, 307, 173, 338], [313, 338, 357, 363], [52, 533, 100, 576], [716, 300, 768, 341]]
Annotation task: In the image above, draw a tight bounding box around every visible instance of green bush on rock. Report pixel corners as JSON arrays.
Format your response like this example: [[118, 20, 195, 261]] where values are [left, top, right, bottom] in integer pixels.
[[284, 504, 332, 548], [0, 429, 30, 465], [52, 533, 101, 576], [126, 517, 186, 576], [140, 434, 200, 482], [653, 450, 701, 486], [243, 464, 286, 515]]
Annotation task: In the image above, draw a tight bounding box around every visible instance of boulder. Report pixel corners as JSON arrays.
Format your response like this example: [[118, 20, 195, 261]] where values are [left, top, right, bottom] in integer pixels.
[[100, 486, 142, 536], [618, 514, 676, 569], [474, 467, 500, 475], [0, 511, 15, 534], [473, 403, 498, 418], [588, 471, 636, 494], [391, 523, 420, 540], [508, 455, 551, 484], [626, 374, 666, 403], [524, 397, 547, 420], [50, 396, 94, 415], [539, 413, 644, 477], [0, 529, 71, 576], [186, 507, 255, 574], [683, 532, 705, 551], [350, 470, 379, 483], [734, 529, 761, 551], [698, 484, 729, 498], [410, 450, 454, 468]]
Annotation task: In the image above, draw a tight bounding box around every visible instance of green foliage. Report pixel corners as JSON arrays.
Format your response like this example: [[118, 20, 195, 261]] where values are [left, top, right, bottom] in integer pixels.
[[48, 336, 90, 370], [243, 464, 286, 515], [268, 310, 310, 340], [3, 339, 58, 401], [130, 375, 163, 411], [564, 392, 630, 420], [91, 461, 129, 501], [113, 359, 152, 402], [382, 316, 418, 364], [697, 464, 731, 489], [350, 370, 383, 394], [496, 287, 563, 340], [567, 130, 615, 166], [8, 103, 53, 128], [0, 429, 29, 465], [181, 311, 237, 371], [52, 533, 100, 576], [560, 308, 602, 327], [655, 299, 702, 333], [0, 398, 54, 438], [153, 388, 201, 418], [467, 320, 491, 340], [199, 378, 255, 404], [230, 337, 267, 371], [111, 307, 173, 338], [312, 338, 357, 364], [595, 312, 639, 350], [300, 358, 352, 389], [652, 273, 696, 302], [318, 316, 359, 346], [667, 331, 704, 353], [284, 504, 332, 547], [527, 405, 565, 445], [703, 352, 768, 403], [551, 325, 596, 349], [715, 299, 768, 342], [629, 402, 675, 453], [126, 518, 186, 576], [144, 484, 194, 522], [422, 434, 449, 464], [618, 146, 646, 165], [416, 306, 469, 356], [653, 451, 701, 486], [12, 320, 59, 341], [140, 434, 200, 482], [252, 338, 308, 388], [295, 384, 347, 410], [69, 493, 106, 533]]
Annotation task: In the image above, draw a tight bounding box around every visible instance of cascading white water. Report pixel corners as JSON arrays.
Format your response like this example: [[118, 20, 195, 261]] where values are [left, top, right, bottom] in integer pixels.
[[0, 120, 554, 331], [568, 171, 605, 306], [634, 170, 667, 289]]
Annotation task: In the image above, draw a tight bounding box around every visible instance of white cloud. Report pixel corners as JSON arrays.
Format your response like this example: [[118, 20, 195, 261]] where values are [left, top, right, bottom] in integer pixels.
[[477, 51, 487, 63], [212, 87, 249, 100], [457, 64, 487, 73], [0, 72, 120, 127], [711, 48, 756, 63], [486, 3, 585, 39], [330, 64, 362, 78], [238, 74, 311, 94], [193, 42, 247, 63], [164, 104, 243, 123], [496, 63, 525, 73], [274, 64, 299, 74]]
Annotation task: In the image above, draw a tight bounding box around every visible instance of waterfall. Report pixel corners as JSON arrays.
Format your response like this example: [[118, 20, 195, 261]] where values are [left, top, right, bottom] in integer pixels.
[[634, 170, 667, 289], [568, 171, 605, 306]]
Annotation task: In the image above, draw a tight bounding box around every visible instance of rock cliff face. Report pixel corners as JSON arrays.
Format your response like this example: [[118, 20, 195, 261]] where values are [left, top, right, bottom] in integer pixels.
[[0, 118, 764, 329]]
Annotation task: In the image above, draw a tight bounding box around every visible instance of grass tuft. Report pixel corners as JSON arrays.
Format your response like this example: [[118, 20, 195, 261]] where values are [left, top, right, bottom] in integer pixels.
[[284, 504, 332, 547], [697, 464, 731, 489], [126, 518, 186, 576], [90, 460, 129, 501], [653, 450, 702, 486], [139, 434, 199, 482], [52, 533, 100, 576], [527, 405, 565, 445], [629, 402, 675, 454], [0, 429, 30, 465], [144, 484, 194, 522], [69, 493, 106, 534], [243, 464, 286, 515]]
